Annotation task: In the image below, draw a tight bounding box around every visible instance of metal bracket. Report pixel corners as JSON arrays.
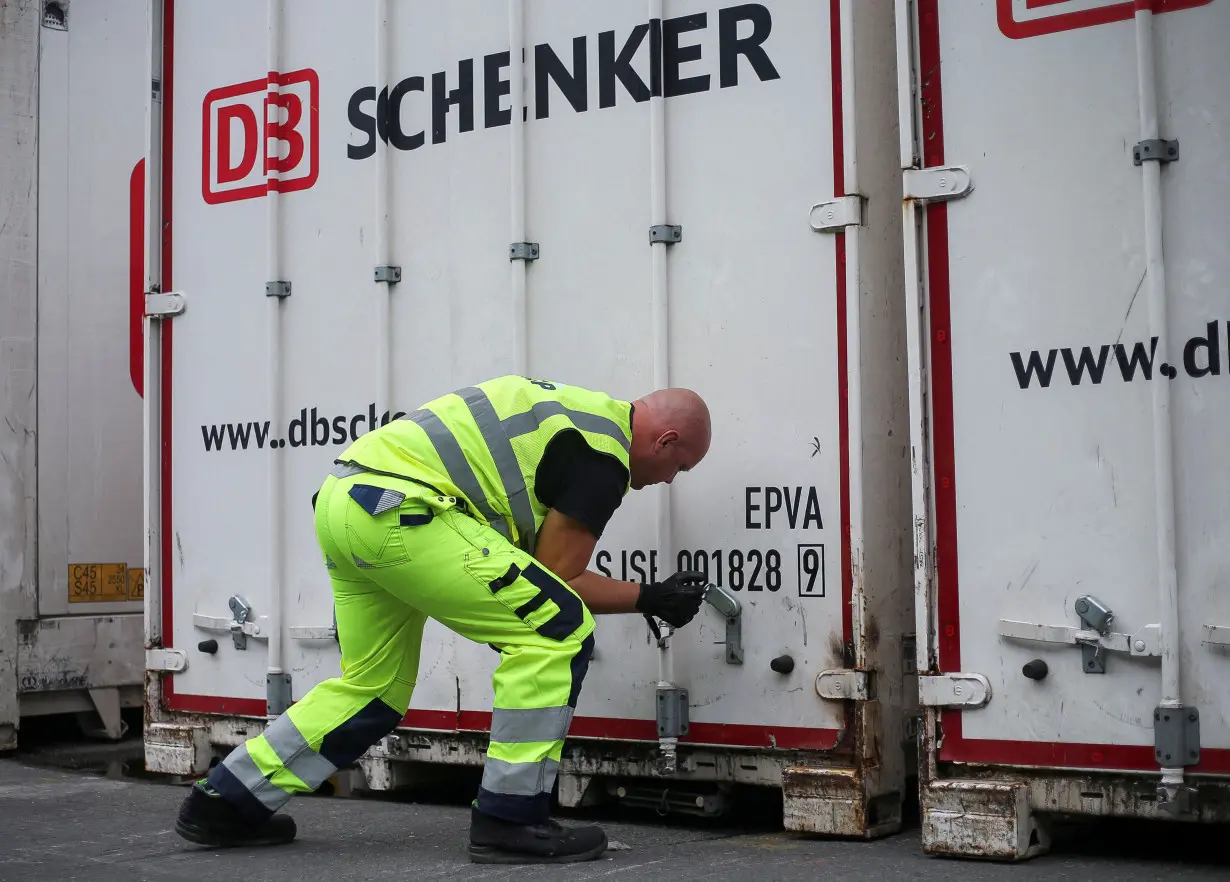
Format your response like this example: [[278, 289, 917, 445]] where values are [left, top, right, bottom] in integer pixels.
[[192, 595, 265, 650], [1154, 706, 1200, 767], [903, 165, 973, 203], [649, 224, 683, 245], [998, 594, 1159, 675], [655, 687, 689, 738], [267, 673, 293, 716], [145, 648, 188, 673], [145, 291, 186, 318], [265, 280, 292, 298], [508, 242, 540, 261], [815, 669, 872, 701], [1203, 624, 1230, 647], [373, 265, 402, 283], [702, 583, 743, 665], [809, 195, 864, 232], [918, 673, 991, 708], [1134, 138, 1179, 166]]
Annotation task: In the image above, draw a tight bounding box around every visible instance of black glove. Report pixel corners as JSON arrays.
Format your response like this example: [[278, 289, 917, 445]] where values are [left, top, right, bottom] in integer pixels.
[[636, 570, 709, 629]]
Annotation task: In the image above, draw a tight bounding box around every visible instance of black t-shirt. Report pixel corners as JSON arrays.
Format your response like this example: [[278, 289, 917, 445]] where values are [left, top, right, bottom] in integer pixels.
[[534, 429, 630, 538]]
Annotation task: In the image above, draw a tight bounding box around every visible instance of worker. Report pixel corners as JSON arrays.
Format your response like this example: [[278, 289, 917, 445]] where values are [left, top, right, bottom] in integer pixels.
[[173, 375, 713, 864]]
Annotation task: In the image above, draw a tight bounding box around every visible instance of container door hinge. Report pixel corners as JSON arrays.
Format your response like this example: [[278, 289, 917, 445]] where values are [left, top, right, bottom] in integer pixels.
[[903, 165, 973, 203], [373, 265, 402, 283], [998, 594, 1160, 674], [918, 673, 991, 708], [1134, 138, 1179, 166], [267, 673, 293, 716], [809, 194, 865, 232], [649, 224, 682, 245], [145, 291, 186, 318], [815, 669, 872, 702], [1155, 706, 1200, 767], [146, 648, 188, 673], [509, 242, 540, 261]]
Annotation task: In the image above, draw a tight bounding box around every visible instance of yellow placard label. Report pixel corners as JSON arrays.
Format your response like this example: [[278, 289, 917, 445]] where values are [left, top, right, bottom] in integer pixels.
[[127, 567, 145, 601], [68, 563, 129, 603]]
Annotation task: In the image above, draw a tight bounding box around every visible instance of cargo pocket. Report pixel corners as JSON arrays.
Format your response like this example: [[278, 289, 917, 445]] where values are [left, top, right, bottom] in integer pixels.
[[342, 483, 435, 570], [465, 555, 587, 643]]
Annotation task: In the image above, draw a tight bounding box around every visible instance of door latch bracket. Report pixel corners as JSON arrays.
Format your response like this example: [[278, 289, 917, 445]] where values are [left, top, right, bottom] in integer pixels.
[[192, 595, 265, 650], [703, 584, 743, 665], [998, 594, 1159, 674]]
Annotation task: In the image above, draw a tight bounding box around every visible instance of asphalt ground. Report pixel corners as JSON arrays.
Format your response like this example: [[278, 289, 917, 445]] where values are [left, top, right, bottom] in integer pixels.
[[1, 731, 1228, 881]]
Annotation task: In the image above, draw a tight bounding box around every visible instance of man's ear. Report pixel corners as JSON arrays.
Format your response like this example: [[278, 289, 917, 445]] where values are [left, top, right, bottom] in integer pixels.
[[655, 429, 680, 451]]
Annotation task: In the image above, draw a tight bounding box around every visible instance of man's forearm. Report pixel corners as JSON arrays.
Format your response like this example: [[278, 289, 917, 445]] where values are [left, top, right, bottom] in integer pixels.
[[565, 569, 642, 615]]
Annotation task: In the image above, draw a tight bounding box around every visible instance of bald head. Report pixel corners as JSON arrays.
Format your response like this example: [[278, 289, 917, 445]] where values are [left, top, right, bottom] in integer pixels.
[[627, 388, 712, 490]]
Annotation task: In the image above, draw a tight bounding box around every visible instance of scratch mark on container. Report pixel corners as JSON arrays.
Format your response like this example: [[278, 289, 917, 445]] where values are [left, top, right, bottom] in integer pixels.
[[1116, 269, 1147, 344]]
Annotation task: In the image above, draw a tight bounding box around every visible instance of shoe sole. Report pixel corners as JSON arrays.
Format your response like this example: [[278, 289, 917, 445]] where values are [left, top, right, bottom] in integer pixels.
[[174, 820, 296, 848], [468, 840, 607, 864]]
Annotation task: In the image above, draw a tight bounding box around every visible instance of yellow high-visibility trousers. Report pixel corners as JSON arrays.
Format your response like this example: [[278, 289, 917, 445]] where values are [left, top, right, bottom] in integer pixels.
[[204, 463, 596, 825]]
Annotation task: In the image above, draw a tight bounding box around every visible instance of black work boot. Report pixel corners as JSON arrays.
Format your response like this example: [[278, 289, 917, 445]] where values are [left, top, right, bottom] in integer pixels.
[[468, 804, 607, 864], [175, 781, 297, 847]]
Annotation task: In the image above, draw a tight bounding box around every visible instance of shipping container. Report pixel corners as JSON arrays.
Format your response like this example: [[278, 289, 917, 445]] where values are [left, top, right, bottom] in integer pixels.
[[139, 0, 921, 837], [900, 0, 1230, 860], [0, 0, 150, 749]]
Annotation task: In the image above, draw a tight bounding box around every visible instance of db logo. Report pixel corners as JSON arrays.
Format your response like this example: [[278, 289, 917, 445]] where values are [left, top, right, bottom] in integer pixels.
[[202, 69, 319, 204], [998, 0, 1214, 39]]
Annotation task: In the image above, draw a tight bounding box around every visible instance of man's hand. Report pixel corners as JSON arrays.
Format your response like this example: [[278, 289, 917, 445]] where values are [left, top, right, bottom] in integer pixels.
[[636, 571, 709, 628]]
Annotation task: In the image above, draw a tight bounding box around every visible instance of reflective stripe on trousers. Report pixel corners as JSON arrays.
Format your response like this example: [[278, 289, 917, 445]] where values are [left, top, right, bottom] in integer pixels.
[[207, 710, 338, 820]]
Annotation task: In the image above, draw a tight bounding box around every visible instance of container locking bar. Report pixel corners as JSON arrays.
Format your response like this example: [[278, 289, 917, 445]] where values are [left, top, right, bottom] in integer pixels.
[[703, 583, 743, 665], [997, 594, 1160, 674]]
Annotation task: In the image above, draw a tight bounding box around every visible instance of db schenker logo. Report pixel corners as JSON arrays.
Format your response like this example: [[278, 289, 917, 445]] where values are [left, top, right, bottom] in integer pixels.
[[998, 0, 1214, 39], [202, 68, 319, 204]]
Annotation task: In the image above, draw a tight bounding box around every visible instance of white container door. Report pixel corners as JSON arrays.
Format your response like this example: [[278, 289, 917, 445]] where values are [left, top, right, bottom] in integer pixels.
[[906, 0, 1230, 773], [37, 0, 149, 617], [156, 0, 851, 744]]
